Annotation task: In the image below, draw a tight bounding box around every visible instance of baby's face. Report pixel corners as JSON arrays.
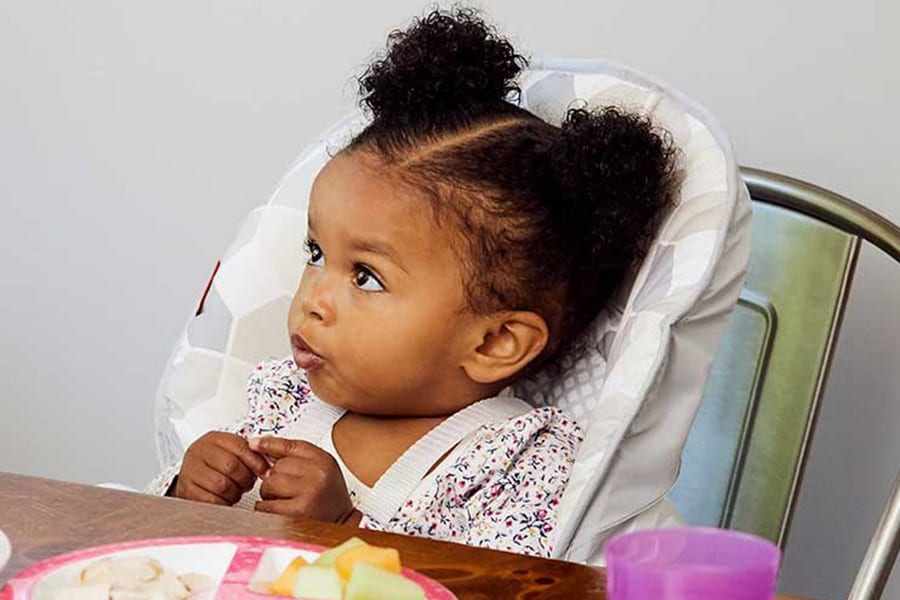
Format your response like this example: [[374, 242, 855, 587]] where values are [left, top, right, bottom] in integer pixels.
[[287, 151, 482, 417]]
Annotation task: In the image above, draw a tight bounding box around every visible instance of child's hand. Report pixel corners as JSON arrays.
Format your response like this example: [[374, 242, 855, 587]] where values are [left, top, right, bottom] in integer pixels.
[[249, 437, 355, 523], [175, 432, 270, 505]]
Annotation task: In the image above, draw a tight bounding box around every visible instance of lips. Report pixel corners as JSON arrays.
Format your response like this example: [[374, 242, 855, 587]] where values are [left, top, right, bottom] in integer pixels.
[[291, 334, 325, 370]]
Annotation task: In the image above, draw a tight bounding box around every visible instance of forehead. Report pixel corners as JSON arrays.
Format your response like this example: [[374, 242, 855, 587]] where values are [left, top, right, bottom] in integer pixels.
[[308, 151, 455, 262]]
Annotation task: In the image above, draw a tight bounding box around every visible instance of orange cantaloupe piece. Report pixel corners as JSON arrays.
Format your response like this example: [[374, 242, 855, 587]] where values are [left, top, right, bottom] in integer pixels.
[[334, 546, 401, 581], [313, 537, 368, 568], [269, 555, 309, 596]]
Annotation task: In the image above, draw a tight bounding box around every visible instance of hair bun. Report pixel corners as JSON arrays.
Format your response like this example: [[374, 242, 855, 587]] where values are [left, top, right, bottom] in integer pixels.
[[358, 8, 526, 122], [551, 106, 680, 271]]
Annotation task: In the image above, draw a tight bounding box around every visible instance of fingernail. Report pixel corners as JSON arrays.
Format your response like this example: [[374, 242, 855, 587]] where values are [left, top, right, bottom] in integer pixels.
[[249, 438, 260, 450]]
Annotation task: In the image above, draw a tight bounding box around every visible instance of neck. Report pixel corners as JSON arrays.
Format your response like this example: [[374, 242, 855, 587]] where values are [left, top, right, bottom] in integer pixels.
[[342, 410, 447, 431], [331, 411, 447, 487]]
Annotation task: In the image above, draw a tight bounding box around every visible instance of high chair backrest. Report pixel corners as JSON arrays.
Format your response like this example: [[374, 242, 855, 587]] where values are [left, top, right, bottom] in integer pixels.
[[153, 57, 751, 565], [514, 58, 751, 563], [670, 168, 900, 600]]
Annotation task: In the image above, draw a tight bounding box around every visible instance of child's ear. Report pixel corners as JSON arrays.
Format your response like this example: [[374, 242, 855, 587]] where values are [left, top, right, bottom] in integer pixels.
[[461, 311, 549, 385]]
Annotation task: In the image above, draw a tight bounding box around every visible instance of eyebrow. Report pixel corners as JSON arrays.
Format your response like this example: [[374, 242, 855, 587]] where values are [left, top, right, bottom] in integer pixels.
[[349, 237, 408, 274], [308, 216, 408, 273]]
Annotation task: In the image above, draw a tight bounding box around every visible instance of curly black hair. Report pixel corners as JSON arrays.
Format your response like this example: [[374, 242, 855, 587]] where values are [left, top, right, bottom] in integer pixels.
[[347, 7, 680, 369]]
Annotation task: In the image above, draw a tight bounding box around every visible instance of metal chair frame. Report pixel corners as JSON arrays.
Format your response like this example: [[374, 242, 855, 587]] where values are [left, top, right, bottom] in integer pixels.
[[740, 167, 900, 600]]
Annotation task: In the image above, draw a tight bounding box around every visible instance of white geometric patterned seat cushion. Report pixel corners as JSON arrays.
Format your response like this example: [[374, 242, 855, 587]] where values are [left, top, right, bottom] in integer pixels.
[[153, 58, 751, 563]]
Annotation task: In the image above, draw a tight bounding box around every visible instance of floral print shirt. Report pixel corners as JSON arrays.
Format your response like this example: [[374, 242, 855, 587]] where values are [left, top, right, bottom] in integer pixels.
[[146, 357, 583, 558]]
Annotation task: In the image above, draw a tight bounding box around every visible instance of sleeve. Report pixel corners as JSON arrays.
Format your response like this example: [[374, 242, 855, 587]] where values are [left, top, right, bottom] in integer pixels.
[[143, 357, 305, 496], [144, 462, 183, 497], [366, 408, 583, 559], [459, 412, 582, 557]]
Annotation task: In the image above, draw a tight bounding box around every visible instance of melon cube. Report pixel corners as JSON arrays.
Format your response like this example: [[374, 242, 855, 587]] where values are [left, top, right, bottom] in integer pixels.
[[313, 537, 368, 568], [334, 546, 401, 581], [344, 563, 426, 600], [270, 555, 309, 596], [291, 566, 343, 600]]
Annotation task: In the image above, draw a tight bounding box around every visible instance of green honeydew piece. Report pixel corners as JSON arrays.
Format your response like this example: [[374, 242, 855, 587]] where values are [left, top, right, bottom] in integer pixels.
[[344, 563, 426, 600], [313, 537, 368, 568], [291, 565, 343, 600]]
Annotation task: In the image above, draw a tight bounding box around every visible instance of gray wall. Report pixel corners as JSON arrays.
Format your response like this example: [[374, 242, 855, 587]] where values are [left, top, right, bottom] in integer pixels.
[[1, 1, 897, 598]]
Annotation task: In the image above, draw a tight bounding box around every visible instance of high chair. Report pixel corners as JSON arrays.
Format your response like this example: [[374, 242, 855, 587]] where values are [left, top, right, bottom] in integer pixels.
[[154, 55, 753, 561], [669, 168, 900, 600], [152, 58, 899, 599]]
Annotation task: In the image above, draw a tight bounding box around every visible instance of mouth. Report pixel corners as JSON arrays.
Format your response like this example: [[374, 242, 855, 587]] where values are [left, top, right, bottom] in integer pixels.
[[291, 333, 325, 370]]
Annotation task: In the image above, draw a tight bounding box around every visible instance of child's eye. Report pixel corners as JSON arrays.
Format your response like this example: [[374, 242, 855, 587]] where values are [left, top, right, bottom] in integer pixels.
[[353, 265, 385, 292], [304, 239, 324, 267]]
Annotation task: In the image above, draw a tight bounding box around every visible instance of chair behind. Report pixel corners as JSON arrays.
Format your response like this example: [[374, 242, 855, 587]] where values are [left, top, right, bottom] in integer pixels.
[[669, 167, 900, 599]]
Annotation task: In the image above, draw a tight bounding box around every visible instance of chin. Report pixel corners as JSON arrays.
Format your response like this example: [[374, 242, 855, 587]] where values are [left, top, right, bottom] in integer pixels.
[[305, 369, 453, 417], [304, 369, 339, 404], [305, 369, 371, 412], [305, 373, 411, 416]]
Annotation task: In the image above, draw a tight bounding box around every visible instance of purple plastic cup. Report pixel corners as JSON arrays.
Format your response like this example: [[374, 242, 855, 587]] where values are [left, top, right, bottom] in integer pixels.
[[604, 527, 781, 599]]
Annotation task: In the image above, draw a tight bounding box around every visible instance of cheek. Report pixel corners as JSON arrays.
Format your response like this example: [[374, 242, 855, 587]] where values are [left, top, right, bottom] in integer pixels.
[[340, 301, 458, 376]]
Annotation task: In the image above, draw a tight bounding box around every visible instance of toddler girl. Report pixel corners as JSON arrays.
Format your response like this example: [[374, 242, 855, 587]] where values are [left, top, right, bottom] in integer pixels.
[[147, 7, 679, 558]]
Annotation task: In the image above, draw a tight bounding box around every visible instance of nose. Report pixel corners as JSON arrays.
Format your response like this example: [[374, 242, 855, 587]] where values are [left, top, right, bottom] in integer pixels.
[[299, 269, 336, 325]]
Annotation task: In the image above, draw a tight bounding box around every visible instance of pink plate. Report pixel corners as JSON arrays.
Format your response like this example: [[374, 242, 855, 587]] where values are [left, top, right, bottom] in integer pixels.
[[1, 536, 456, 599]]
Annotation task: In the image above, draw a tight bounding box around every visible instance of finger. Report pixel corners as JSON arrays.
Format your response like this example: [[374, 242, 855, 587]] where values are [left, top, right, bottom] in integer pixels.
[[254, 499, 305, 518], [212, 433, 270, 477], [268, 456, 316, 477], [249, 437, 320, 461], [178, 479, 230, 506], [259, 471, 306, 500], [204, 446, 258, 491], [194, 464, 244, 505]]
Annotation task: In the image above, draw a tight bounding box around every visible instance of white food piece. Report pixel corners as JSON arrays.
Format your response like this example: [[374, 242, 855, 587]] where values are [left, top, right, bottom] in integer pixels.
[[109, 591, 166, 600], [52, 583, 111, 600], [139, 567, 190, 599], [177, 573, 212, 594], [55, 556, 210, 600], [79, 560, 113, 584], [80, 557, 163, 589]]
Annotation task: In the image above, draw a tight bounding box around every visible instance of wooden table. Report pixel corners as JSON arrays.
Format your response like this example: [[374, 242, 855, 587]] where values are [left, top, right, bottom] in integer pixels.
[[0, 472, 810, 599]]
